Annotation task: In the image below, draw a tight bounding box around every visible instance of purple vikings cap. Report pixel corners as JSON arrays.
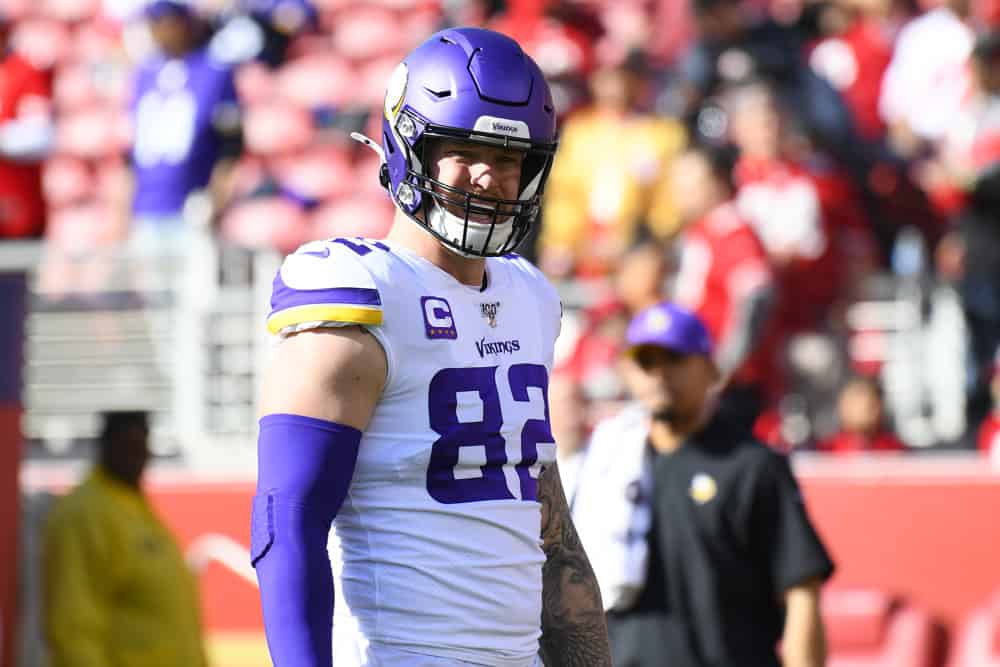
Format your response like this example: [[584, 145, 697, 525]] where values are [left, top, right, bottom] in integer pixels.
[[144, 0, 194, 19], [626, 302, 714, 357]]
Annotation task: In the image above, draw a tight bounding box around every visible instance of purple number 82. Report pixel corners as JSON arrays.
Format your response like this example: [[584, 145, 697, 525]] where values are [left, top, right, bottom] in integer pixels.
[[426, 364, 552, 504]]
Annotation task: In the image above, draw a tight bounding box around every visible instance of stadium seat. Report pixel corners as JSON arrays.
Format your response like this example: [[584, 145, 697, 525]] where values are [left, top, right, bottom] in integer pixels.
[[42, 157, 94, 208], [55, 105, 129, 159], [243, 102, 313, 157], [45, 200, 117, 250], [309, 194, 394, 241], [234, 62, 276, 106], [39, 0, 100, 23], [355, 55, 405, 108], [11, 18, 71, 70], [53, 64, 100, 111], [823, 589, 939, 667], [948, 590, 1000, 667], [331, 6, 401, 60], [70, 19, 124, 66], [271, 146, 354, 203], [0, 0, 32, 21], [219, 196, 310, 254], [274, 54, 356, 110], [56, 106, 130, 159], [353, 151, 387, 197]]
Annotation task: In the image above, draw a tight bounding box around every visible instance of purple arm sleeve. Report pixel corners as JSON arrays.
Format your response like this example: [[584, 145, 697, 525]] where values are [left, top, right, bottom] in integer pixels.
[[251, 414, 362, 667]]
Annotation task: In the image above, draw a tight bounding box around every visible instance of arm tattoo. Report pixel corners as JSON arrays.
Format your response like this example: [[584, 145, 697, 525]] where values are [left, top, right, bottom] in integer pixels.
[[537, 461, 612, 666]]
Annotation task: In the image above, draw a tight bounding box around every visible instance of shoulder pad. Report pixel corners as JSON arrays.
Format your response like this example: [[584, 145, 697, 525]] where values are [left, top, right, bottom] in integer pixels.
[[267, 239, 383, 335]]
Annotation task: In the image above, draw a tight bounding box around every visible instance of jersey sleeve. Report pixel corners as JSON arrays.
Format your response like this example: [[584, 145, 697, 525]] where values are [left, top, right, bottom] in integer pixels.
[[751, 452, 835, 594], [267, 240, 383, 336]]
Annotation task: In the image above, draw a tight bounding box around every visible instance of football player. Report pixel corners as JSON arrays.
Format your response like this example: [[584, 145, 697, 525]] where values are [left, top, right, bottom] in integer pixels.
[[251, 27, 612, 667]]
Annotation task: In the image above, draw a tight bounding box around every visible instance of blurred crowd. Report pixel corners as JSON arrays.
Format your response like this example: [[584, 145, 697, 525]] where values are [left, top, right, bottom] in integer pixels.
[[1, 0, 999, 457]]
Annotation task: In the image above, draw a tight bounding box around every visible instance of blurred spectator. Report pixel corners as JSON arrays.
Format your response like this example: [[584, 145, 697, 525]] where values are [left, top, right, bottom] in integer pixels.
[[726, 79, 875, 333], [807, 0, 895, 142], [573, 301, 833, 667], [668, 143, 777, 431], [559, 297, 630, 402], [977, 353, 1000, 460], [0, 13, 53, 239], [539, 53, 686, 278], [933, 32, 1000, 427], [127, 0, 243, 250], [615, 240, 672, 316], [43, 411, 208, 667], [678, 0, 865, 177], [926, 30, 1000, 216], [211, 0, 318, 68], [879, 0, 974, 156], [817, 375, 908, 453], [549, 371, 591, 502]]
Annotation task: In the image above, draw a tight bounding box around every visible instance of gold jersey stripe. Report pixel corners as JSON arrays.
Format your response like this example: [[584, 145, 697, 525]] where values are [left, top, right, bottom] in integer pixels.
[[267, 304, 384, 334]]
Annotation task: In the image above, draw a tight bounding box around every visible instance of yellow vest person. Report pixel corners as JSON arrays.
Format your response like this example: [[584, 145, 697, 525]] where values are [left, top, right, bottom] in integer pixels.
[[43, 411, 209, 667]]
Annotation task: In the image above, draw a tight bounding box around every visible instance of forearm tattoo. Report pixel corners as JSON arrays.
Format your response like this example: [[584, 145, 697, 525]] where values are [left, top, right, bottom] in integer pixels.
[[537, 462, 612, 666]]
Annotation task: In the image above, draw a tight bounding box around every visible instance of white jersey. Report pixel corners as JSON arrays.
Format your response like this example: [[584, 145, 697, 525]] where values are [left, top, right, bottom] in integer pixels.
[[267, 237, 562, 666]]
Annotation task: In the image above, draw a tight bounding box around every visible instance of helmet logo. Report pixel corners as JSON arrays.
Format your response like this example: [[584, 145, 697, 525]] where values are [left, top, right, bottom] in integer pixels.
[[473, 116, 530, 139], [384, 62, 408, 120]]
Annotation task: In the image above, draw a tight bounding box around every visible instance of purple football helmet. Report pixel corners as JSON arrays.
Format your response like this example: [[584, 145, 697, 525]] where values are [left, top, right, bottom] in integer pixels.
[[376, 27, 558, 257]]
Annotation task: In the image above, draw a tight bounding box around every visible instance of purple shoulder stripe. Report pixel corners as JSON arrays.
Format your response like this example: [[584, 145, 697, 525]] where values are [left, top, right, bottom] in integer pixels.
[[270, 271, 381, 315]]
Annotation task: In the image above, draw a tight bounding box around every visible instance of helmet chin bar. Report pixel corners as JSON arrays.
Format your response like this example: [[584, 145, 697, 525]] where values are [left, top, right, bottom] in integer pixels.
[[407, 171, 535, 257]]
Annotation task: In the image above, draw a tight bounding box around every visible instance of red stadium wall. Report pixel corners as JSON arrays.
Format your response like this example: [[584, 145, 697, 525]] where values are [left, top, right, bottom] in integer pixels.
[[796, 457, 1000, 634], [23, 455, 1000, 661]]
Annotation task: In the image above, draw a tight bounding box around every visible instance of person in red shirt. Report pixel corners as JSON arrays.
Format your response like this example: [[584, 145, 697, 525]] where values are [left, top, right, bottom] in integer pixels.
[[0, 16, 53, 239], [669, 142, 778, 431], [818, 375, 907, 454], [977, 356, 1000, 459], [807, 0, 895, 143], [725, 79, 875, 335]]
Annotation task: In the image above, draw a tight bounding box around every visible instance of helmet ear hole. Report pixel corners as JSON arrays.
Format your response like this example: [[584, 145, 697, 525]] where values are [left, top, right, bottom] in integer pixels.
[[379, 164, 390, 190]]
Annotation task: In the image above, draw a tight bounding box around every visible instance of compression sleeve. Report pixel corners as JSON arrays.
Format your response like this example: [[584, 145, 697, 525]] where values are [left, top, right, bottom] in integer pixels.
[[251, 414, 362, 666]]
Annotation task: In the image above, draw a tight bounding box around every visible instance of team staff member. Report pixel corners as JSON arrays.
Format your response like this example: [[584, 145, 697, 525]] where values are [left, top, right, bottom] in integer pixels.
[[43, 412, 208, 667], [573, 302, 834, 667]]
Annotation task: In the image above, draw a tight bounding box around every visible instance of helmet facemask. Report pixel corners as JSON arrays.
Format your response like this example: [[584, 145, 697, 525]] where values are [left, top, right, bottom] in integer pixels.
[[389, 111, 557, 258]]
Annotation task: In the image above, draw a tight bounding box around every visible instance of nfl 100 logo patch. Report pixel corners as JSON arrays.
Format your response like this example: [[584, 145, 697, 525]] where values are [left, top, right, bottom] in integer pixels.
[[421, 296, 458, 339], [480, 301, 501, 328]]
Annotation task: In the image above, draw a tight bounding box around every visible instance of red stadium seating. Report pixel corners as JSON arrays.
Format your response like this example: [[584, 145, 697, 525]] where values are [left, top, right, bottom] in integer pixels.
[[353, 152, 388, 197], [823, 589, 939, 667], [234, 62, 276, 106], [56, 105, 130, 159], [11, 18, 71, 70], [219, 196, 310, 254], [275, 54, 356, 110], [242, 102, 313, 157], [948, 590, 1000, 667], [356, 55, 406, 108], [309, 194, 394, 241], [42, 157, 93, 208], [272, 146, 354, 202], [39, 0, 100, 23], [45, 200, 117, 250], [53, 63, 100, 111], [331, 6, 402, 60]]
